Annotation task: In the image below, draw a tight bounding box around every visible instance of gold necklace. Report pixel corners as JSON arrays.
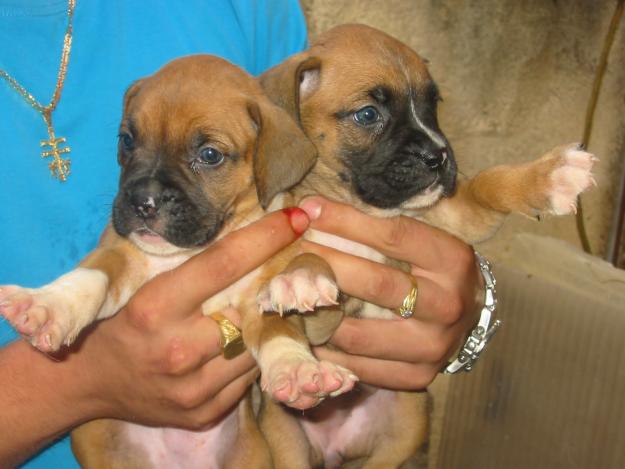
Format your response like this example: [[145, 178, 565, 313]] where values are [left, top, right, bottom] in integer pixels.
[[0, 0, 76, 182]]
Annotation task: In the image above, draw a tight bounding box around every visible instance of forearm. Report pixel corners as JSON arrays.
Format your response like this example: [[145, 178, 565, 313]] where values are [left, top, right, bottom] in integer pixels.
[[0, 340, 101, 468]]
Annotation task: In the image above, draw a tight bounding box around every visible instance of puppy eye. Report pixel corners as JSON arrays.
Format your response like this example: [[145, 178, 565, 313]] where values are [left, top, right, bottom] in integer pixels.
[[353, 106, 380, 126], [198, 147, 225, 166], [118, 132, 134, 151]]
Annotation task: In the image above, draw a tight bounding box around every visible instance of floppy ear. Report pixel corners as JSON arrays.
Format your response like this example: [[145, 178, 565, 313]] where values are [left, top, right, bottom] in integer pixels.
[[259, 54, 321, 124], [249, 97, 317, 209]]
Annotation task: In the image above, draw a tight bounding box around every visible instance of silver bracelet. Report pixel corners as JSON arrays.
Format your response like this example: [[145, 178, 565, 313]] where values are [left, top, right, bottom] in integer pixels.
[[444, 251, 502, 374]]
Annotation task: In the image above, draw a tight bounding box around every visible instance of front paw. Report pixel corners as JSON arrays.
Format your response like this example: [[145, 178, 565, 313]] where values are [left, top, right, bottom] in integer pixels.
[[0, 285, 76, 352], [0, 268, 107, 353], [261, 355, 358, 410], [543, 143, 597, 215], [257, 268, 339, 315]]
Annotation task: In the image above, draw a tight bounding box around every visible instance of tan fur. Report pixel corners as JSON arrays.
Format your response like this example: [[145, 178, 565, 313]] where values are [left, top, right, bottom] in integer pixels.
[[258, 24, 595, 468], [68, 55, 320, 467], [79, 235, 145, 307]]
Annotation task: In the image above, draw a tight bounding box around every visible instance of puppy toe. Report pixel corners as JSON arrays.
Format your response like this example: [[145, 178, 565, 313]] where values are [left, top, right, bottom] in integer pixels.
[[541, 145, 597, 216], [0, 289, 34, 322], [314, 275, 339, 307], [318, 361, 358, 397], [269, 374, 294, 403], [16, 304, 50, 336], [289, 394, 323, 410]]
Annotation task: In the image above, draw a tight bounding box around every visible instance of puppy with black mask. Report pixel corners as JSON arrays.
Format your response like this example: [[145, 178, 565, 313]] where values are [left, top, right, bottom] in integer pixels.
[[258, 24, 596, 468]]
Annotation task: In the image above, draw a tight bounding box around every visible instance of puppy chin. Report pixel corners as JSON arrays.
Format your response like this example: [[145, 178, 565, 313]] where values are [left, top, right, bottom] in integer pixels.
[[129, 231, 193, 257], [400, 183, 445, 210]]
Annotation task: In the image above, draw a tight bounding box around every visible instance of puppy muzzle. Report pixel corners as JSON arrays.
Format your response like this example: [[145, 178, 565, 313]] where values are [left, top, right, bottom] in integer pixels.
[[112, 175, 223, 248]]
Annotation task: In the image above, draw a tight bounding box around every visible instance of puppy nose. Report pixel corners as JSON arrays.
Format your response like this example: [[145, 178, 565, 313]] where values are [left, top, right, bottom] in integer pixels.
[[423, 148, 448, 169], [128, 182, 162, 219], [133, 195, 158, 219]]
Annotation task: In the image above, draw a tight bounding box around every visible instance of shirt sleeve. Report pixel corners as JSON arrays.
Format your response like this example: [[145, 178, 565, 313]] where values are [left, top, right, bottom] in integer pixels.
[[230, 0, 308, 75]]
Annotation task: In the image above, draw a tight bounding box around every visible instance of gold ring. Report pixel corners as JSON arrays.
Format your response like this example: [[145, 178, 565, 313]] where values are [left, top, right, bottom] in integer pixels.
[[211, 313, 246, 359], [396, 275, 419, 319]]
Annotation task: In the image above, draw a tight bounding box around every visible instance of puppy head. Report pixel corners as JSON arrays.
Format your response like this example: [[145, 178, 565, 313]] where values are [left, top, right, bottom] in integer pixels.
[[112, 55, 316, 255], [261, 24, 456, 210]]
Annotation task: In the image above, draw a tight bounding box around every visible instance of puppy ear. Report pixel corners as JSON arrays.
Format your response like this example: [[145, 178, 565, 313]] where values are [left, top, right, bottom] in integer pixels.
[[259, 55, 321, 123], [249, 97, 317, 209]]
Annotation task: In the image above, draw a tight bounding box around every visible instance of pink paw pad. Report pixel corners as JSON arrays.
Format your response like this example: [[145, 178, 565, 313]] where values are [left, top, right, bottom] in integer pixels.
[[257, 268, 339, 315], [262, 357, 358, 410], [548, 144, 597, 215], [0, 286, 67, 353]]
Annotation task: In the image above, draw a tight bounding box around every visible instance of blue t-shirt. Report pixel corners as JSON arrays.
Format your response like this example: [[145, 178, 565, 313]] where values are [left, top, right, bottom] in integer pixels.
[[0, 0, 307, 466]]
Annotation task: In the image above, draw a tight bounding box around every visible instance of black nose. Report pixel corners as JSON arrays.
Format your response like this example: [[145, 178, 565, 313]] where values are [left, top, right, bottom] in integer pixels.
[[422, 148, 448, 169], [128, 179, 162, 219], [133, 195, 158, 219]]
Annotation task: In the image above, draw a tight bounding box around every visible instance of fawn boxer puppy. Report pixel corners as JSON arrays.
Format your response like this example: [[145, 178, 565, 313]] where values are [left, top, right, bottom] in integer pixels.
[[258, 24, 596, 468], [0, 55, 354, 468]]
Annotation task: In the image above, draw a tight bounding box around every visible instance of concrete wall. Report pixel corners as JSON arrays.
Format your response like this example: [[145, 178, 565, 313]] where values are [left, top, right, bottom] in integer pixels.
[[301, 0, 625, 260]]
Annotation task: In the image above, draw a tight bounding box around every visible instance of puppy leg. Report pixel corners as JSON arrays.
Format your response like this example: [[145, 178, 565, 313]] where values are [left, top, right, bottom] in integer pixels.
[[243, 312, 357, 410], [422, 143, 596, 243], [248, 252, 355, 408], [0, 234, 144, 352], [225, 388, 273, 469], [259, 396, 315, 469]]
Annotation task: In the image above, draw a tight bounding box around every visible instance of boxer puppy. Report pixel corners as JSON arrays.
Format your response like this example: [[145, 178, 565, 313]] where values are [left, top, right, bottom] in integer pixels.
[[0, 55, 354, 468], [257, 24, 597, 468]]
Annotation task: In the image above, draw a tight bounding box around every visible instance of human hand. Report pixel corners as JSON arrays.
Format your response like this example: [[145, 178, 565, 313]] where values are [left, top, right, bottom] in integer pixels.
[[70, 208, 310, 429], [299, 197, 482, 390], [0, 208, 309, 465]]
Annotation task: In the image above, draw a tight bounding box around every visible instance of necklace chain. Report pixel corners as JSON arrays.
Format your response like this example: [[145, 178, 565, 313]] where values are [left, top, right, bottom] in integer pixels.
[[0, 0, 76, 182]]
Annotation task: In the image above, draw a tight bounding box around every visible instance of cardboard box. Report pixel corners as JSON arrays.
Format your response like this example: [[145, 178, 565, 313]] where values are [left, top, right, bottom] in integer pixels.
[[431, 235, 625, 469]]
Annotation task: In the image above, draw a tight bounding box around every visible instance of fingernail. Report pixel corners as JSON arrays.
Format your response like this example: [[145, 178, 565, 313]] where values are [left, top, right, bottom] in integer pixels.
[[282, 207, 309, 236], [298, 197, 322, 220]]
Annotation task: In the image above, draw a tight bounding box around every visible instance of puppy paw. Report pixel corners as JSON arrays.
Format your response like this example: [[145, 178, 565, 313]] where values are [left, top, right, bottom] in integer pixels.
[[0, 285, 75, 352], [261, 356, 358, 410], [257, 268, 339, 315], [543, 143, 597, 215], [0, 269, 108, 353]]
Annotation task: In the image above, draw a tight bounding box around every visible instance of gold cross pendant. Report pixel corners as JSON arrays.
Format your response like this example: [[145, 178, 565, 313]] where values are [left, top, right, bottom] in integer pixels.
[[40, 111, 71, 182], [41, 136, 71, 182]]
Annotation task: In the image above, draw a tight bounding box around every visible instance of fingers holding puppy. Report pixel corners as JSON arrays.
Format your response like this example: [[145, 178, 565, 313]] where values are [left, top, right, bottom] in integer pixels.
[[299, 197, 482, 388], [130, 208, 310, 326], [299, 196, 481, 324], [80, 210, 307, 426]]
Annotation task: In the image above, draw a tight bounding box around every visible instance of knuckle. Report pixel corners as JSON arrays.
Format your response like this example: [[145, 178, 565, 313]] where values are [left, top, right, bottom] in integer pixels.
[[185, 413, 213, 431], [435, 292, 464, 326], [381, 216, 411, 249], [161, 338, 193, 375], [423, 330, 453, 363], [334, 323, 366, 353], [169, 386, 203, 411], [176, 412, 209, 431], [446, 293, 465, 324], [402, 366, 438, 390], [417, 367, 439, 388], [126, 300, 158, 331]]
